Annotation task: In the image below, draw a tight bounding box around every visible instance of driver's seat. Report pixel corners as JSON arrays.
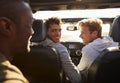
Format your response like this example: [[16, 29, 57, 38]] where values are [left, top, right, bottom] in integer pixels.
[[12, 19, 62, 83], [86, 16, 120, 83]]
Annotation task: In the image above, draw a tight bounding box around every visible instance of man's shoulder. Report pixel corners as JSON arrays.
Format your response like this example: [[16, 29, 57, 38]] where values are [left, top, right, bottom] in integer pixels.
[[54, 42, 67, 49], [82, 37, 103, 50], [82, 42, 98, 54], [0, 54, 29, 83], [82, 45, 91, 52]]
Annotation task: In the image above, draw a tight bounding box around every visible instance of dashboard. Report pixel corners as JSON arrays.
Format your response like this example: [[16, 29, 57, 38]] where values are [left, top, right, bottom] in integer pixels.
[[61, 42, 84, 65]]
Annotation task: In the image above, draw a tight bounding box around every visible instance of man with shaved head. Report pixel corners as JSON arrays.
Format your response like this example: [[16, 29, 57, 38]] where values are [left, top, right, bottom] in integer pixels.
[[0, 0, 34, 83]]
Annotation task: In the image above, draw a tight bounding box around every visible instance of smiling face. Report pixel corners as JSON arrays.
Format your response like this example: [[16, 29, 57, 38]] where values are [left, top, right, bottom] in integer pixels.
[[47, 24, 61, 43], [79, 26, 98, 45], [78, 18, 103, 45]]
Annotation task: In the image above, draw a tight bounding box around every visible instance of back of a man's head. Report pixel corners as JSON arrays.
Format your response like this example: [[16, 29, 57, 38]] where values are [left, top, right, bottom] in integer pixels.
[[0, 0, 30, 24], [0, 0, 32, 61]]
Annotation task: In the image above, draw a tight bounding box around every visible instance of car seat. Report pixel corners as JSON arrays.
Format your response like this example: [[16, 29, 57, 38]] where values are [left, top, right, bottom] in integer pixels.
[[12, 19, 62, 83], [86, 16, 120, 83]]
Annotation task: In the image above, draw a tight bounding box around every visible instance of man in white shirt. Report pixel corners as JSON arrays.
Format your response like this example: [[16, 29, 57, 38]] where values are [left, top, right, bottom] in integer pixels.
[[77, 18, 118, 81]]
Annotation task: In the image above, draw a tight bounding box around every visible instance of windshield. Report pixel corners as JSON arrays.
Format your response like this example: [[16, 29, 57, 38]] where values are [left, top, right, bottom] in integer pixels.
[[33, 8, 120, 42]]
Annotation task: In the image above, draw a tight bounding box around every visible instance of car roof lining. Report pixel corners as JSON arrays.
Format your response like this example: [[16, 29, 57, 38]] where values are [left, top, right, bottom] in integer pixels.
[[30, 0, 120, 11]]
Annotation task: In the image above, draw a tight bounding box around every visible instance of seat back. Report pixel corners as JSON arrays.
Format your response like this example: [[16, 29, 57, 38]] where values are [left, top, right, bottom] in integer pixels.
[[86, 16, 120, 83], [87, 47, 120, 83], [30, 19, 46, 42], [12, 19, 62, 83], [109, 15, 120, 43]]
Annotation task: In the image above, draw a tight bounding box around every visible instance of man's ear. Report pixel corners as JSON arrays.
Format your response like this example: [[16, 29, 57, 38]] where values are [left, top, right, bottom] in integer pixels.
[[0, 17, 15, 37], [92, 31, 98, 37]]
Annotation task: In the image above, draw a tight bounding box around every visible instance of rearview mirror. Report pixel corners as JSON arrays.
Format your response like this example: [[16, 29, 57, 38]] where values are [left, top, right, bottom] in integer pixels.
[[67, 26, 77, 31]]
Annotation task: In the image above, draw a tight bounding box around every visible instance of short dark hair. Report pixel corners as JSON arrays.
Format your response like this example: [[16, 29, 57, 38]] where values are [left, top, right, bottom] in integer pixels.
[[0, 0, 30, 24], [45, 17, 62, 30]]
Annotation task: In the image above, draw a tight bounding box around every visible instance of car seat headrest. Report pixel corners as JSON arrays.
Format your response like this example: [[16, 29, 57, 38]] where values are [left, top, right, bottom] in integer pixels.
[[109, 16, 120, 42], [30, 19, 46, 42]]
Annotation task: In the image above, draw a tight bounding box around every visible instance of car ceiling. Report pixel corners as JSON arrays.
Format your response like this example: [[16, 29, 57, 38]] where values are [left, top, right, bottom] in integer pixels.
[[30, 0, 120, 11]]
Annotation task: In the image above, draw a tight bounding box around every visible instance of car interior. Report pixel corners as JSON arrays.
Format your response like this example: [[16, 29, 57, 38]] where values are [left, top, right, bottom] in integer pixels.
[[12, 19, 63, 83], [30, 0, 120, 11], [12, 0, 120, 83]]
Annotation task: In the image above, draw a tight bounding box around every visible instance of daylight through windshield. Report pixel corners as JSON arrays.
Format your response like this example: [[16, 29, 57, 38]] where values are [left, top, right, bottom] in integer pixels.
[[33, 8, 120, 42]]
